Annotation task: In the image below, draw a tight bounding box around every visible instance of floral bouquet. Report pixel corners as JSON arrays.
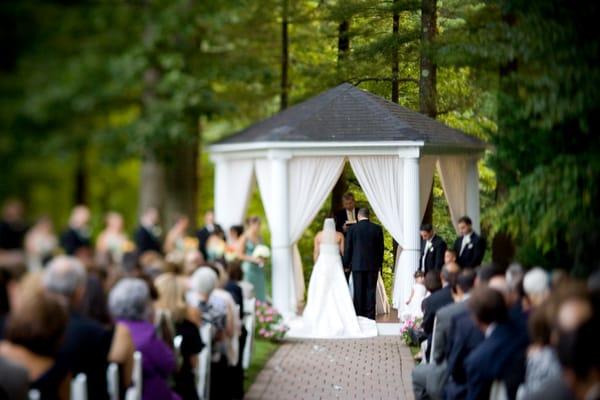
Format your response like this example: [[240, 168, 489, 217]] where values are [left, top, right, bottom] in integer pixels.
[[183, 236, 199, 252], [224, 244, 238, 262], [252, 244, 271, 259], [400, 317, 422, 346], [255, 300, 288, 342]]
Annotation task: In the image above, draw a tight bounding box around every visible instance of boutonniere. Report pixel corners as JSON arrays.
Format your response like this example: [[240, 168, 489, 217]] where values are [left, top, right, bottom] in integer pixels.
[[429, 246, 434, 252], [468, 243, 473, 249]]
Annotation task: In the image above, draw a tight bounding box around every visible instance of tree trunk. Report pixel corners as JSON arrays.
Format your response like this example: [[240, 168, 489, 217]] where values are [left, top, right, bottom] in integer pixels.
[[139, 150, 165, 217], [419, 0, 437, 226], [74, 145, 87, 205], [391, 0, 400, 104], [331, 19, 351, 213], [280, 0, 289, 110]]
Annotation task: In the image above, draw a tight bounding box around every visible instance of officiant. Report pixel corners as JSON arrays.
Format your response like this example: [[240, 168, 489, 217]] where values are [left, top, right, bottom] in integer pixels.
[[334, 192, 359, 233]]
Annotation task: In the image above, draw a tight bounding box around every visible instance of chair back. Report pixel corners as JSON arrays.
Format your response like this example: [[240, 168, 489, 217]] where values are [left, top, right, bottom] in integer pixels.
[[70, 373, 87, 400], [242, 298, 256, 370], [197, 323, 213, 400], [174, 335, 184, 369], [490, 380, 509, 400], [28, 389, 41, 400], [125, 351, 142, 400], [106, 362, 119, 400], [429, 317, 438, 364]]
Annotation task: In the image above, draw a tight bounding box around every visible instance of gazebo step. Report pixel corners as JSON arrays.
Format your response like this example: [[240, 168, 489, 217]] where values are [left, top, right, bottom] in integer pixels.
[[377, 322, 401, 336]]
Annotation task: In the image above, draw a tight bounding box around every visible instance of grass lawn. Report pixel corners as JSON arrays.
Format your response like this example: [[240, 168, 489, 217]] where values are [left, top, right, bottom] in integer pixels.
[[244, 338, 280, 393]]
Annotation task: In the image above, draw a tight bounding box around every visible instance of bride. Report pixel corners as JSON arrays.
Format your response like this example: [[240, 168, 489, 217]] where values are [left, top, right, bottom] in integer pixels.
[[286, 218, 377, 339]]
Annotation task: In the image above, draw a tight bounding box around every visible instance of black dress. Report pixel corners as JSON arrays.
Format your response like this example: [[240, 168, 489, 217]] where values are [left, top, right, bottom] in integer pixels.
[[174, 319, 203, 400]]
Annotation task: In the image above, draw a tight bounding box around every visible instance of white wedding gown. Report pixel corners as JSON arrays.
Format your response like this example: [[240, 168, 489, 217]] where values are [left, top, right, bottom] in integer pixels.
[[286, 219, 378, 339]]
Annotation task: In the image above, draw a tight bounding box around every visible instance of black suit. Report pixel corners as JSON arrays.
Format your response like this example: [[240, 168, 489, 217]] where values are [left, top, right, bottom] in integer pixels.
[[60, 228, 91, 255], [334, 208, 358, 233], [196, 224, 224, 260], [421, 285, 454, 361], [453, 231, 485, 268], [420, 234, 447, 273], [343, 219, 384, 320], [134, 225, 162, 254]]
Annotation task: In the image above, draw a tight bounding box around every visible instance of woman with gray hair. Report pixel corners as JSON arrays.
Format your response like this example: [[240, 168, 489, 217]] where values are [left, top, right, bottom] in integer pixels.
[[109, 278, 180, 400]]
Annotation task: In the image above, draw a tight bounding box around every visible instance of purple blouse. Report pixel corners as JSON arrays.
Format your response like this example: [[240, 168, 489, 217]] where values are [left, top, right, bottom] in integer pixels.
[[119, 319, 181, 400]]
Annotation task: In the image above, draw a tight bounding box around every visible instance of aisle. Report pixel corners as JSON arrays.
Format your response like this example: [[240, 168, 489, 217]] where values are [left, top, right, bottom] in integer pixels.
[[245, 336, 415, 400]]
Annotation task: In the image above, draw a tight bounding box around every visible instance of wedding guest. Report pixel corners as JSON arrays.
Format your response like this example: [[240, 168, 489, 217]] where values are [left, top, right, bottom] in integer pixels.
[[0, 356, 29, 400], [164, 215, 189, 254], [44, 256, 135, 399], [444, 249, 458, 264], [0, 274, 69, 399], [419, 223, 447, 273], [523, 267, 550, 310], [237, 216, 266, 302], [334, 192, 358, 233], [196, 210, 224, 260], [96, 211, 128, 263], [154, 273, 203, 400], [465, 286, 528, 400], [0, 199, 27, 250], [108, 278, 180, 400], [60, 205, 92, 256], [452, 216, 485, 268], [134, 207, 162, 254], [24, 216, 57, 271]]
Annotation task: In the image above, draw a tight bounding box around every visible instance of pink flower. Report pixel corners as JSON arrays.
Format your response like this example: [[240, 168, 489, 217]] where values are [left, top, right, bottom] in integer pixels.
[[258, 316, 266, 323], [266, 316, 273, 322]]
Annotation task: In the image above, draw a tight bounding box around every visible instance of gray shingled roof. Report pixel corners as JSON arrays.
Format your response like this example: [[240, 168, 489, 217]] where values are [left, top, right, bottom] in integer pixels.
[[216, 83, 486, 149]]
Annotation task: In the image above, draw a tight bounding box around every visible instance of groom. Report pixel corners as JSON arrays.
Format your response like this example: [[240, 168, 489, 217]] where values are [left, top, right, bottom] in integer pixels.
[[343, 208, 384, 320]]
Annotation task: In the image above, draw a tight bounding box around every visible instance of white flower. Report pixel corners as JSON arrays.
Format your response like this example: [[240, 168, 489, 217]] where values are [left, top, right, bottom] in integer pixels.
[[253, 244, 271, 259], [468, 243, 473, 249]]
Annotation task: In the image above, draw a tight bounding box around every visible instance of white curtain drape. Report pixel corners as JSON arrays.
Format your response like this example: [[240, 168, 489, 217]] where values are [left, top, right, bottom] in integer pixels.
[[214, 159, 255, 232], [288, 156, 346, 307], [255, 156, 345, 311], [419, 155, 437, 219], [437, 156, 468, 232]]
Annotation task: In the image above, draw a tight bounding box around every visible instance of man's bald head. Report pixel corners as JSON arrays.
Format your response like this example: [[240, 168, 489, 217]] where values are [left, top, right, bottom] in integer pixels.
[[441, 262, 460, 286]]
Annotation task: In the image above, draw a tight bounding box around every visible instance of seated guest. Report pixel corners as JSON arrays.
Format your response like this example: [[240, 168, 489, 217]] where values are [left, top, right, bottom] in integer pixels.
[[444, 248, 458, 265], [109, 278, 180, 400], [0, 274, 69, 399], [412, 268, 476, 400], [134, 208, 162, 254], [334, 192, 358, 233], [523, 267, 550, 310], [44, 256, 135, 399], [0, 199, 28, 251], [452, 216, 485, 268], [60, 205, 92, 256], [196, 210, 224, 260], [154, 273, 203, 400], [419, 224, 447, 273], [0, 356, 29, 400], [465, 287, 529, 400], [421, 262, 460, 360]]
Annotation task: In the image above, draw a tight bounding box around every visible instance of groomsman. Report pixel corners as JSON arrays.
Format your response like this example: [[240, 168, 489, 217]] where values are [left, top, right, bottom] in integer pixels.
[[452, 216, 485, 268], [134, 207, 162, 254], [334, 192, 359, 233], [196, 210, 224, 260], [60, 205, 92, 255], [419, 224, 447, 273]]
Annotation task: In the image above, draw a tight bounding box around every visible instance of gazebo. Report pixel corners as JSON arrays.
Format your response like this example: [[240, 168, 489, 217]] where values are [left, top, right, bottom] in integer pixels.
[[209, 83, 486, 317]]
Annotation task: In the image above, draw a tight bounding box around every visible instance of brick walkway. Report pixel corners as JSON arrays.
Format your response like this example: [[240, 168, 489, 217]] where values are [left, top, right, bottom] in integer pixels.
[[245, 336, 415, 400]]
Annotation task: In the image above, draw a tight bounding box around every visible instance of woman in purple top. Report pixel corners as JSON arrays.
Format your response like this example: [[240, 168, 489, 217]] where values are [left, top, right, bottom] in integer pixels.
[[109, 278, 180, 400]]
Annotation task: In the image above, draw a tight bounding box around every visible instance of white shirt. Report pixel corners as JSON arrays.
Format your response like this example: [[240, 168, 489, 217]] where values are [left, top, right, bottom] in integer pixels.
[[421, 236, 434, 269], [459, 232, 472, 256], [485, 322, 497, 338]]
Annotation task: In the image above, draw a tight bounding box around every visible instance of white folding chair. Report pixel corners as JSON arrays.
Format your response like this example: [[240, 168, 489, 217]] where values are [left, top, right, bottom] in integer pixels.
[[106, 362, 119, 400], [70, 373, 87, 400], [28, 389, 41, 400], [174, 335, 184, 369], [197, 323, 213, 400], [490, 380, 509, 400], [429, 317, 438, 364], [242, 298, 256, 370], [125, 351, 142, 400]]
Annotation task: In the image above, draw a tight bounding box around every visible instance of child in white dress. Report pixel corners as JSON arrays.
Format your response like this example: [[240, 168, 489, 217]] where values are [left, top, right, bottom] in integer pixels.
[[402, 270, 428, 321]]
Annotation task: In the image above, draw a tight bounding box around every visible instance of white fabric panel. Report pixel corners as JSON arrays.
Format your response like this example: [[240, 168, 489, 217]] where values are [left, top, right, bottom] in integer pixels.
[[437, 156, 468, 233], [288, 157, 346, 309], [254, 159, 274, 224], [214, 159, 254, 232], [348, 156, 405, 244], [419, 155, 437, 219]]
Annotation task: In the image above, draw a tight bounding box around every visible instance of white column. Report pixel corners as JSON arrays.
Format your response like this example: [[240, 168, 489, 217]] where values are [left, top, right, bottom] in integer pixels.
[[212, 156, 228, 229], [397, 155, 420, 309], [466, 157, 481, 234], [268, 150, 293, 317]]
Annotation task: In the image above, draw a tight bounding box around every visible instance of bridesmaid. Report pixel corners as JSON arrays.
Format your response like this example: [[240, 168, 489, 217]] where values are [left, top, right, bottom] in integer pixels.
[[236, 216, 266, 301]]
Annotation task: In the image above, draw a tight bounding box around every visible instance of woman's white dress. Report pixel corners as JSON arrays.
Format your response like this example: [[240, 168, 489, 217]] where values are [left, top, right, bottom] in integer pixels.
[[287, 222, 378, 339]]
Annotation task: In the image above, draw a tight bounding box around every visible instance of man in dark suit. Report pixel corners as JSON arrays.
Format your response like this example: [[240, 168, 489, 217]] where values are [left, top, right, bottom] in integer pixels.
[[134, 207, 162, 254], [196, 210, 224, 260], [452, 216, 486, 268], [334, 192, 359, 233], [60, 205, 92, 255], [342, 208, 384, 320], [464, 287, 528, 400], [421, 262, 460, 361], [419, 223, 447, 273]]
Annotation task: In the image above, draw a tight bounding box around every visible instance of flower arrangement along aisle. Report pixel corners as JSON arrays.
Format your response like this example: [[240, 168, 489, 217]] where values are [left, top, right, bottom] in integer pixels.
[[400, 317, 422, 346], [256, 300, 288, 341]]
